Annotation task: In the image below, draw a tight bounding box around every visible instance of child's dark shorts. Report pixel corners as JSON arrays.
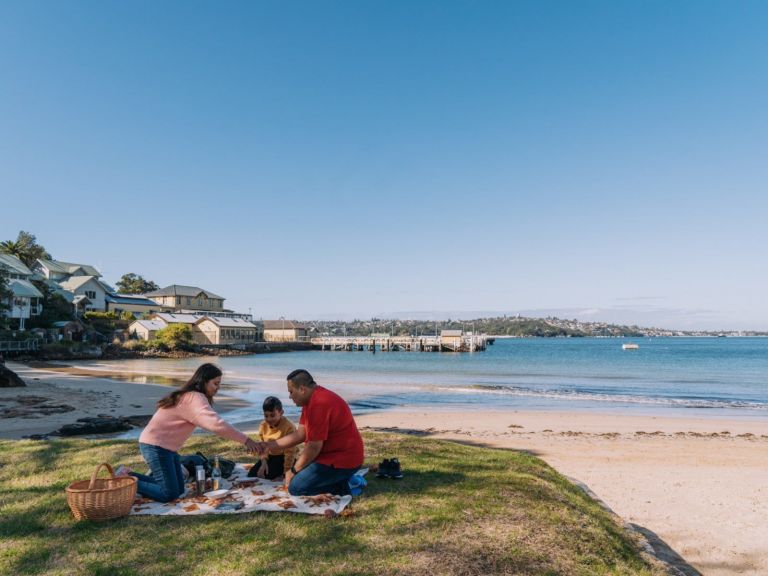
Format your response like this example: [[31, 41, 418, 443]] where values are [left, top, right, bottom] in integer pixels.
[[247, 454, 286, 480]]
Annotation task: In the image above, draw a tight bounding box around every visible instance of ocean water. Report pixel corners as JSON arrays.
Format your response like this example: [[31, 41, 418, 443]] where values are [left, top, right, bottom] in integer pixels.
[[76, 337, 768, 425]]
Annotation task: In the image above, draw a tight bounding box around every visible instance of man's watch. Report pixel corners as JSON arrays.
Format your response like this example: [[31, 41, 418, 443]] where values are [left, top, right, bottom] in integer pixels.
[[290, 465, 298, 474]]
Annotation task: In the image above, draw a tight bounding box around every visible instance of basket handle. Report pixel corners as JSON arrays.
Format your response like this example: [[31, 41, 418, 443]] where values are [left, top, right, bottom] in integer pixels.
[[88, 463, 117, 490]]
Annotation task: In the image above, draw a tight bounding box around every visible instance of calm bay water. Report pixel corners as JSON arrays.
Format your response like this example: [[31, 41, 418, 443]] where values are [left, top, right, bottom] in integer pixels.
[[80, 337, 768, 425]]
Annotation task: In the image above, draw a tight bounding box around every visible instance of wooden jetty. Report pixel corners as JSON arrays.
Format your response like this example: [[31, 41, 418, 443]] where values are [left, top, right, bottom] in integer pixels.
[[310, 333, 490, 353]]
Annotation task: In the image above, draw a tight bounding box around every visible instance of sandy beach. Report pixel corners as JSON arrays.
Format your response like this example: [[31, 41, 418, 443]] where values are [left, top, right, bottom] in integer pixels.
[[356, 410, 768, 576], [2, 362, 766, 575], [0, 362, 247, 439]]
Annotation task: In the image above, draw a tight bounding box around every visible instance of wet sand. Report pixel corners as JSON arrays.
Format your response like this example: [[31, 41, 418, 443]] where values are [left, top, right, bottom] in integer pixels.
[[0, 362, 247, 439]]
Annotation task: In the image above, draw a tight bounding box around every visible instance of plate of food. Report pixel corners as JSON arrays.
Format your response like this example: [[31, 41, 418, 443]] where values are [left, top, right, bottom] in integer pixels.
[[204, 489, 229, 500]]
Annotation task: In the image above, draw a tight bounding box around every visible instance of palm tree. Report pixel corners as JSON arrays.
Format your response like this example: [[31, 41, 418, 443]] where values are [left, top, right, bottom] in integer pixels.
[[0, 239, 22, 258], [0, 231, 51, 267]]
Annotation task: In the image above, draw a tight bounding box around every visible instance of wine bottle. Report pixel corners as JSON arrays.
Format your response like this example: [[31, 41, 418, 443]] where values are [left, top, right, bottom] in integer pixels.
[[211, 455, 222, 491]]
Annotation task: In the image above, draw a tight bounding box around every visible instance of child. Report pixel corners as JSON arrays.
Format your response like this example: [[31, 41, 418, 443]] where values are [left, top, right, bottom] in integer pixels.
[[248, 396, 296, 480]]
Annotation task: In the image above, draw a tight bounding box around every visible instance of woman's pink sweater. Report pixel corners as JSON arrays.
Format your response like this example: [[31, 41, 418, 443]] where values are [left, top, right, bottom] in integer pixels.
[[139, 391, 248, 452]]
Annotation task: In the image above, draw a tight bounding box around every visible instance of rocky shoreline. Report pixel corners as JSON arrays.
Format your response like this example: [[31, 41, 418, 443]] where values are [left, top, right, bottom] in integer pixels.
[[5, 341, 314, 362]]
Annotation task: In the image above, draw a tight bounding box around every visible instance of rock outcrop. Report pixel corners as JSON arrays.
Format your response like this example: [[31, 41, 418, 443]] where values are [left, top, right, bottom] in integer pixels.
[[0, 365, 26, 387], [54, 414, 152, 436]]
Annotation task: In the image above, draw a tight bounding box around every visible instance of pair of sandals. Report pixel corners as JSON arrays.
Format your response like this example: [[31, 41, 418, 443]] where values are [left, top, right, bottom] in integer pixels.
[[375, 458, 404, 479]]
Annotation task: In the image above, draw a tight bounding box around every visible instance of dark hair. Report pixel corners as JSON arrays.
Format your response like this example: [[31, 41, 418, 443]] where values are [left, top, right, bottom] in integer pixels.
[[286, 369, 316, 388], [263, 396, 283, 412], [157, 363, 222, 409]]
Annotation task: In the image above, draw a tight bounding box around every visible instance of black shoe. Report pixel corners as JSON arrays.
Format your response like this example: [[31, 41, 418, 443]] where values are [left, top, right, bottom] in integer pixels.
[[376, 459, 391, 478], [388, 458, 404, 479]]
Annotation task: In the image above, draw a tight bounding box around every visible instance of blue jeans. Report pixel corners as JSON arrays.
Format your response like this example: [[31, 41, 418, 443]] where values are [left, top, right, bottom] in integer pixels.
[[133, 443, 186, 503], [288, 462, 359, 496]]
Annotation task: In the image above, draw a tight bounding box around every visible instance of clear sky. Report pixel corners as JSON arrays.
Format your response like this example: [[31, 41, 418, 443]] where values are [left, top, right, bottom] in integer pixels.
[[1, 1, 767, 330]]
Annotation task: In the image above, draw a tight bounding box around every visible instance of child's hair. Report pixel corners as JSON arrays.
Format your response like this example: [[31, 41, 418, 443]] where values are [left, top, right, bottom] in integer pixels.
[[157, 363, 222, 409], [263, 396, 283, 412]]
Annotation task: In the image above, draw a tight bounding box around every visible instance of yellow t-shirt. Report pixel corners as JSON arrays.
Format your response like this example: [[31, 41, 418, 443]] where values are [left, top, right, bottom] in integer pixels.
[[258, 416, 296, 473]]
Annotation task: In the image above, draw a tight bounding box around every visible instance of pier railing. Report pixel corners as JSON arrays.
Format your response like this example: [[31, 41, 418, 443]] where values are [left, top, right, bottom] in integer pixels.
[[0, 339, 41, 354]]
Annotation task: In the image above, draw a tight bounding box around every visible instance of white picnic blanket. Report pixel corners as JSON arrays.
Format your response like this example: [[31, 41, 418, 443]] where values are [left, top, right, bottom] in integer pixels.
[[129, 464, 365, 516]]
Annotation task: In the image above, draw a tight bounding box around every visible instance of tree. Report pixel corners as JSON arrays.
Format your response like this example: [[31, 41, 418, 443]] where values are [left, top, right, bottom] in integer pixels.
[[26, 280, 73, 329], [115, 273, 160, 294], [0, 231, 52, 268]]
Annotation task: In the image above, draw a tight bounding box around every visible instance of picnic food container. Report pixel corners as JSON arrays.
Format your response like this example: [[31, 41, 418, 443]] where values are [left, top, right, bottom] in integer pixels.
[[66, 462, 137, 521]]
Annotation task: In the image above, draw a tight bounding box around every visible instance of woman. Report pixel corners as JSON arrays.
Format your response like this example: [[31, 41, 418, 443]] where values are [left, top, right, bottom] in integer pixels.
[[130, 363, 258, 502]]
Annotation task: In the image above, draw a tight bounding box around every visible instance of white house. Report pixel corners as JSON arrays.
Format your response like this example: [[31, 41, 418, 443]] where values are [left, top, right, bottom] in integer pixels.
[[0, 254, 43, 330], [58, 276, 110, 312], [32, 259, 102, 283]]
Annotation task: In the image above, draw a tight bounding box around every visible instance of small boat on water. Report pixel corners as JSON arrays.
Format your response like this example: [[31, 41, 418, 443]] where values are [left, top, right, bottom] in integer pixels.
[[622, 343, 640, 350]]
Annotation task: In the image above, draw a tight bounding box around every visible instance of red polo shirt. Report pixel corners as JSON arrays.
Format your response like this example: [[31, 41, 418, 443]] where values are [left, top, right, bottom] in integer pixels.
[[299, 385, 364, 469]]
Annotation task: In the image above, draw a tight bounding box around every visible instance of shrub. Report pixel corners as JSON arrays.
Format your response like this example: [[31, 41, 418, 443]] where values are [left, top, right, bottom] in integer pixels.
[[123, 339, 168, 352], [156, 324, 193, 349], [83, 311, 118, 321]]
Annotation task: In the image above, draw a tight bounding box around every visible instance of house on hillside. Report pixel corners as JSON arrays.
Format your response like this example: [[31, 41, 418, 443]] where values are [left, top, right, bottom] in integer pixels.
[[32, 259, 102, 282], [58, 276, 110, 312], [263, 320, 308, 342], [105, 294, 163, 317], [195, 317, 260, 346], [144, 285, 225, 312], [0, 253, 43, 329]]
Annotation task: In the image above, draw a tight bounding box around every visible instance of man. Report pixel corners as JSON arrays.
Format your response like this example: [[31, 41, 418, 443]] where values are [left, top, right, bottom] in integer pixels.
[[259, 369, 364, 496]]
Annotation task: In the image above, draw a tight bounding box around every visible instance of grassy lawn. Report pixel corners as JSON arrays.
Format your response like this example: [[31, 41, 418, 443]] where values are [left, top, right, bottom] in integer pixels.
[[0, 432, 665, 576]]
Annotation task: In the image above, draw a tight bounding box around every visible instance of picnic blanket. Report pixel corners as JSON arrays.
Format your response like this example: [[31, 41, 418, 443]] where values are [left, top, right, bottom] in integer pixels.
[[129, 464, 365, 517]]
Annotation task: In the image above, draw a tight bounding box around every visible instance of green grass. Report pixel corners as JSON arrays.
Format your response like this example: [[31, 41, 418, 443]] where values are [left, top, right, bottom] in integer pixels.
[[0, 433, 665, 576]]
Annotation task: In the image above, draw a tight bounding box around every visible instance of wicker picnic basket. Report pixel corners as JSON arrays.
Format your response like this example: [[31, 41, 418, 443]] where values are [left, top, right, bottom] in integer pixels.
[[66, 462, 137, 521]]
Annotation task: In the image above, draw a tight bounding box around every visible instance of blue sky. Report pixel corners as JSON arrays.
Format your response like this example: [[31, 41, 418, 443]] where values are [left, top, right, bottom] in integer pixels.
[[1, 1, 767, 330]]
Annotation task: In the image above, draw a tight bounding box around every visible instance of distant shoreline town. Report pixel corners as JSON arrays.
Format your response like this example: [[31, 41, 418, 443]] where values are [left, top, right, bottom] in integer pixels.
[[2, 232, 765, 360]]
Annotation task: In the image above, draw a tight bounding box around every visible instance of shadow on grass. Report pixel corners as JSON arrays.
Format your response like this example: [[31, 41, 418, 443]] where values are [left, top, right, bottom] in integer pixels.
[[362, 426, 547, 457]]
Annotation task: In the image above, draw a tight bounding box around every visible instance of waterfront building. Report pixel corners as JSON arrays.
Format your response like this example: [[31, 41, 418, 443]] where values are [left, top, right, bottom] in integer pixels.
[[194, 316, 261, 345], [263, 320, 308, 342], [128, 318, 166, 340]]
